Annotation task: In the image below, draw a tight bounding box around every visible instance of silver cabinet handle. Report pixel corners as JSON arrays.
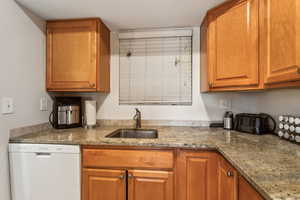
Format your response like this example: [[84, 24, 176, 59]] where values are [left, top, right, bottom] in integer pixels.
[[227, 171, 234, 177], [118, 174, 125, 180], [128, 174, 134, 178]]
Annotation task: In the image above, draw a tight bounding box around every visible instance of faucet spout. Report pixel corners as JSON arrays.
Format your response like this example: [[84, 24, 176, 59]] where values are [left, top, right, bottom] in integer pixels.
[[133, 108, 141, 129]]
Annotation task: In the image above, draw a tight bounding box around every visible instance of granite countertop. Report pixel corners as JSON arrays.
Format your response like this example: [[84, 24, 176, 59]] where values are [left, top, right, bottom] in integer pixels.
[[10, 126, 300, 200]]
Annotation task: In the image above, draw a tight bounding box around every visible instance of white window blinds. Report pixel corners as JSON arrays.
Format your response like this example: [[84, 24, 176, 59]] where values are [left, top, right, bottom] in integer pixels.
[[119, 34, 192, 105]]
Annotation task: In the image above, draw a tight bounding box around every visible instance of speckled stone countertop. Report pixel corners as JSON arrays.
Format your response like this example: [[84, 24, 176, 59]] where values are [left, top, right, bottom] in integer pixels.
[[9, 126, 300, 200]]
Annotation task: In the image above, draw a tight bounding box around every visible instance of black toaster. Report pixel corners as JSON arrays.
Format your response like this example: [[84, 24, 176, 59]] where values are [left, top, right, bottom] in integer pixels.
[[234, 113, 276, 135]]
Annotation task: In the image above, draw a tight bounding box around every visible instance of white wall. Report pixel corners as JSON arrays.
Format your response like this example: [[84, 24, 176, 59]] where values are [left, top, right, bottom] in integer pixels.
[[255, 89, 300, 119], [0, 1, 51, 200], [96, 28, 258, 121]]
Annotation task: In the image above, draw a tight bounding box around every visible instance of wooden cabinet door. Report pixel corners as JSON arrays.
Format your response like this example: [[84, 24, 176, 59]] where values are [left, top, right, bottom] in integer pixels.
[[128, 170, 174, 200], [261, 0, 300, 85], [239, 176, 263, 200], [46, 19, 98, 91], [82, 168, 126, 200], [176, 151, 218, 200], [218, 156, 238, 200], [208, 0, 259, 88]]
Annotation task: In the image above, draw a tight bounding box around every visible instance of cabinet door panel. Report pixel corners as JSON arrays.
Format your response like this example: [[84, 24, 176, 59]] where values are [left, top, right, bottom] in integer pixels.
[[239, 176, 263, 200], [208, 0, 259, 88], [82, 168, 126, 200], [177, 151, 218, 200], [128, 170, 173, 200], [261, 0, 300, 84], [47, 20, 97, 90], [218, 156, 238, 200]]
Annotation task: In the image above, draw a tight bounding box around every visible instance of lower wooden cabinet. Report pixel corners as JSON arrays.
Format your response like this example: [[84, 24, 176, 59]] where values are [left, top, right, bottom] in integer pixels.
[[82, 168, 173, 200], [239, 176, 263, 200], [128, 170, 174, 200], [82, 168, 126, 200], [218, 156, 238, 200], [177, 151, 218, 200], [82, 147, 264, 200]]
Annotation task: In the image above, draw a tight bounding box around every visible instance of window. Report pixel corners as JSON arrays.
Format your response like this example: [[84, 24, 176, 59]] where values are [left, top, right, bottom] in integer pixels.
[[119, 29, 192, 105]]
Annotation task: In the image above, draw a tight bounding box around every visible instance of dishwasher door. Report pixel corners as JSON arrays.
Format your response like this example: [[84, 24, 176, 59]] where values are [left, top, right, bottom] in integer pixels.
[[9, 144, 81, 200]]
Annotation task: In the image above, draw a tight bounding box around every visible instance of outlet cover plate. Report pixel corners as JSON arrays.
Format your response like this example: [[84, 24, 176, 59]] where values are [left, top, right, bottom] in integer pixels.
[[2, 97, 14, 114], [40, 97, 48, 111]]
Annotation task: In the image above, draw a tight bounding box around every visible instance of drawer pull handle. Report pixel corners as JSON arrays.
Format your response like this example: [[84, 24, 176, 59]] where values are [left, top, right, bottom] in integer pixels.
[[227, 171, 234, 177]]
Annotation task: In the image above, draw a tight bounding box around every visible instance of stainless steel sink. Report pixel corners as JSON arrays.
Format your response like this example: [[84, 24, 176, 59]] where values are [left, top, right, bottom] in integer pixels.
[[105, 129, 158, 139]]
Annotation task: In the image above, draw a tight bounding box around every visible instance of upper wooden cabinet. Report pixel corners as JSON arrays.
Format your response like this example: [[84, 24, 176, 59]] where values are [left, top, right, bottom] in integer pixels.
[[46, 18, 110, 92], [201, 0, 260, 91], [260, 0, 300, 86], [201, 0, 300, 92]]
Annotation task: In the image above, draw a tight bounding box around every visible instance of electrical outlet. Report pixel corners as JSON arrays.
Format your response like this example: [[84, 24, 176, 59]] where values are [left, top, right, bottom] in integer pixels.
[[219, 99, 232, 109], [40, 97, 48, 111], [2, 97, 14, 114]]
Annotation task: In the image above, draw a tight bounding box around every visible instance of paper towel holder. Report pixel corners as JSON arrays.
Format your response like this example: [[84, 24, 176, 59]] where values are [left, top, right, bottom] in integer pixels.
[[83, 100, 97, 129]]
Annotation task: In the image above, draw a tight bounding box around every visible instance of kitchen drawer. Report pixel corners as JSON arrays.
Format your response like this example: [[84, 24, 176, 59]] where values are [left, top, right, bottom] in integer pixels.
[[82, 148, 174, 169]]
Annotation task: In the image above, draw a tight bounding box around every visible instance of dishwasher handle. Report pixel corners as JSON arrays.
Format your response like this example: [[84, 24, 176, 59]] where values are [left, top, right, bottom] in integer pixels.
[[35, 152, 52, 157]]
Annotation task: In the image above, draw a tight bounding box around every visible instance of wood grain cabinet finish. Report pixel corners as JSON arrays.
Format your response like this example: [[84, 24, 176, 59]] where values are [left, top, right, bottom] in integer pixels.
[[239, 176, 263, 200], [260, 0, 300, 87], [81, 148, 264, 200], [176, 151, 218, 200], [82, 148, 174, 169], [202, 0, 300, 92], [218, 156, 238, 200], [46, 18, 110, 92], [201, 0, 260, 92], [82, 168, 126, 200], [128, 170, 174, 200]]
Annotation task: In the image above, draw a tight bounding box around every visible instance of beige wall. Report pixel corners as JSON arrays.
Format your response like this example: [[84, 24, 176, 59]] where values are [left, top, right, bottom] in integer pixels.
[[0, 1, 51, 200]]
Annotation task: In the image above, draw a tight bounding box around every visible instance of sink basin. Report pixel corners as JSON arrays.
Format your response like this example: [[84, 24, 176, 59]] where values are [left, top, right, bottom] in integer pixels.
[[106, 129, 158, 139]]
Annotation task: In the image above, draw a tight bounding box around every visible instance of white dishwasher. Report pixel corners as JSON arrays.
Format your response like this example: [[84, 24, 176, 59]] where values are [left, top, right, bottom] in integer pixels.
[[9, 143, 81, 200]]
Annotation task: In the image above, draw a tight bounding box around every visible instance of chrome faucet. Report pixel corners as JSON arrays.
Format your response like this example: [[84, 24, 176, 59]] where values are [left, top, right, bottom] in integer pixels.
[[133, 108, 141, 129]]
